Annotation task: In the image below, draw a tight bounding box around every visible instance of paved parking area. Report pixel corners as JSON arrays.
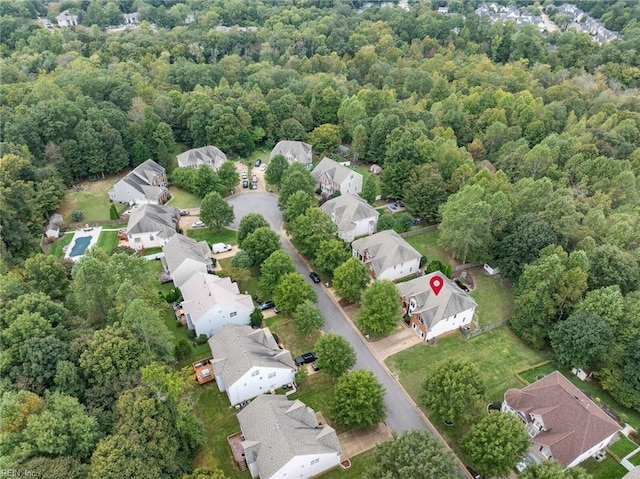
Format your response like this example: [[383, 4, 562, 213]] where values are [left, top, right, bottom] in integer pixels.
[[369, 326, 423, 360], [338, 421, 393, 459]]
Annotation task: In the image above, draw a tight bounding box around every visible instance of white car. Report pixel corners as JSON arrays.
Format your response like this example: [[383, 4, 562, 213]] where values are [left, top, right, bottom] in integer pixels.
[[242, 171, 248, 179], [192, 221, 205, 228], [260, 163, 267, 171]]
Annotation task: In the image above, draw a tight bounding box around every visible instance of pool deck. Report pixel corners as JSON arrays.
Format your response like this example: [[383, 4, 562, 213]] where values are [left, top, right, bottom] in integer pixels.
[[64, 227, 102, 261]]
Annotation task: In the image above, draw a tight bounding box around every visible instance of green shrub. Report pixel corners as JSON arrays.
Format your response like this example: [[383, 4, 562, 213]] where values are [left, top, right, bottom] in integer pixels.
[[71, 210, 83, 222]]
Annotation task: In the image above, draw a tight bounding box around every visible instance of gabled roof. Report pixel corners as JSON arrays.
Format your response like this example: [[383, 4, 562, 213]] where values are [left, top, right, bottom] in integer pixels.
[[177, 146, 227, 169], [181, 272, 253, 325], [132, 159, 165, 183], [126, 204, 179, 238], [208, 324, 296, 387], [320, 194, 378, 233], [504, 371, 621, 467], [238, 395, 341, 478], [312, 157, 361, 186], [270, 141, 312, 164], [397, 272, 477, 329], [162, 234, 212, 272], [352, 230, 421, 276]]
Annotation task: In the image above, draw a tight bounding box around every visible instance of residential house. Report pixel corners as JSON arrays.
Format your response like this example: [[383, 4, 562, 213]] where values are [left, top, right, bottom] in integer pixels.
[[502, 371, 621, 468], [208, 324, 296, 406], [337, 145, 350, 157], [125, 204, 180, 250], [312, 157, 363, 196], [181, 273, 253, 338], [320, 194, 378, 242], [123, 13, 139, 25], [161, 234, 213, 288], [351, 229, 421, 281], [109, 159, 169, 205], [45, 214, 64, 241], [369, 164, 382, 175], [56, 10, 78, 27], [270, 141, 313, 169], [398, 272, 477, 341], [177, 145, 227, 170], [237, 395, 342, 479]]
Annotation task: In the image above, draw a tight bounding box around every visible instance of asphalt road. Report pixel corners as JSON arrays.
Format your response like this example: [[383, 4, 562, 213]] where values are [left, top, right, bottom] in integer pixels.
[[226, 191, 432, 434]]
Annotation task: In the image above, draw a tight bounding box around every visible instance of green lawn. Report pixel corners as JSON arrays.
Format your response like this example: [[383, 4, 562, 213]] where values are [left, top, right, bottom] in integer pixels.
[[319, 450, 376, 478], [57, 176, 120, 223], [48, 233, 73, 258], [187, 228, 238, 245], [289, 372, 337, 427], [265, 314, 322, 360], [95, 230, 118, 253], [386, 326, 549, 459], [630, 450, 640, 466], [581, 456, 628, 479], [520, 363, 640, 431], [405, 228, 451, 266], [609, 436, 639, 459], [470, 270, 514, 327], [168, 186, 201, 209]]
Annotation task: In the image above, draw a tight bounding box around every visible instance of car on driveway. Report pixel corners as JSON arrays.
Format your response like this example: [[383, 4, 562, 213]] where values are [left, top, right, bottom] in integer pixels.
[[192, 221, 205, 228], [180, 210, 190, 216], [388, 203, 397, 211], [294, 352, 318, 367], [242, 171, 248, 179], [251, 183, 258, 190], [309, 271, 321, 283], [255, 159, 262, 167], [395, 199, 404, 207], [260, 163, 267, 171], [243, 180, 249, 188], [258, 300, 275, 310], [311, 361, 320, 371]]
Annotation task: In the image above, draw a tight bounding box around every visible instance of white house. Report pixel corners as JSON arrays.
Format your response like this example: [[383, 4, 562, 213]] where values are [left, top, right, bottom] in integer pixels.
[[311, 157, 363, 196], [351, 230, 421, 281], [502, 371, 621, 468], [176, 145, 227, 170], [56, 10, 78, 27], [398, 272, 477, 341], [270, 140, 313, 169], [125, 204, 180, 250], [238, 395, 342, 479], [109, 159, 169, 205], [180, 273, 253, 338], [45, 214, 64, 241], [320, 194, 378, 242], [208, 325, 296, 406], [161, 234, 213, 288]]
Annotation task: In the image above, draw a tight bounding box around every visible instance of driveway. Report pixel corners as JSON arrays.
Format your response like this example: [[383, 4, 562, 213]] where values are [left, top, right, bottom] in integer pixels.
[[226, 192, 282, 230]]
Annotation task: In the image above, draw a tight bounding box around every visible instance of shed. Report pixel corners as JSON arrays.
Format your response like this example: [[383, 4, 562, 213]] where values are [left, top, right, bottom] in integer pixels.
[[370, 164, 382, 175]]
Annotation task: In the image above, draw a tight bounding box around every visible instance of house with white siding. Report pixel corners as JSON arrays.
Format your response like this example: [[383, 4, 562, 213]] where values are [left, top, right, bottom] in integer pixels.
[[312, 157, 363, 196], [351, 230, 421, 281], [125, 204, 180, 250], [208, 325, 296, 406], [109, 159, 169, 205], [161, 234, 213, 288], [270, 141, 313, 169], [177, 145, 227, 170], [320, 194, 378, 242]]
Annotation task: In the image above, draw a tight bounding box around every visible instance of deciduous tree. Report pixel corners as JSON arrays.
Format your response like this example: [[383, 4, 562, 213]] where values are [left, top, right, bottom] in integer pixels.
[[259, 249, 296, 296], [361, 174, 378, 205], [278, 163, 316, 209], [237, 213, 270, 247], [315, 333, 356, 379], [308, 123, 341, 156], [331, 370, 385, 429], [357, 280, 401, 336], [333, 258, 370, 303], [265, 154, 288, 186], [199, 191, 234, 232], [23, 254, 68, 300], [284, 190, 315, 223], [549, 312, 612, 370], [314, 239, 350, 275], [273, 273, 316, 315], [462, 413, 530, 479], [518, 461, 591, 479], [293, 300, 324, 338], [241, 227, 281, 267], [289, 207, 337, 258]]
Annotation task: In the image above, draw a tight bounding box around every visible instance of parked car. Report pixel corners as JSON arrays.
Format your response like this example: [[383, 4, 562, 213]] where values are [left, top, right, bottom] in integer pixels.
[[192, 221, 205, 228], [395, 199, 405, 207], [309, 271, 321, 283], [294, 352, 318, 367], [243, 180, 249, 188], [260, 163, 267, 171], [273, 306, 280, 314], [252, 174, 258, 183], [388, 203, 397, 211], [242, 171, 248, 179], [311, 361, 320, 372], [466, 466, 481, 479], [255, 159, 262, 167], [251, 183, 258, 190], [179, 210, 190, 216], [211, 243, 233, 254], [258, 300, 275, 311]]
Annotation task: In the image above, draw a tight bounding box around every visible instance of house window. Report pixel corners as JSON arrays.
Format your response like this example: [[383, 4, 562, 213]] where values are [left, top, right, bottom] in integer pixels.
[[540, 446, 551, 458], [311, 458, 319, 466], [149, 234, 155, 240], [251, 370, 259, 377], [454, 314, 457, 319], [419, 331, 424, 338], [268, 372, 276, 379], [135, 237, 141, 243], [230, 312, 237, 317], [419, 318, 424, 325]]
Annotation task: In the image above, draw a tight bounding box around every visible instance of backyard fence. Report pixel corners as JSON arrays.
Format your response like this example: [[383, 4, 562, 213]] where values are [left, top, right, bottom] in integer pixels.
[[400, 224, 438, 237], [462, 318, 510, 339], [453, 263, 482, 272]]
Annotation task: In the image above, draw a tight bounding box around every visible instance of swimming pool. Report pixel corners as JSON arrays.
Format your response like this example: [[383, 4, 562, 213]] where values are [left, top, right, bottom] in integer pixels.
[[69, 236, 92, 257]]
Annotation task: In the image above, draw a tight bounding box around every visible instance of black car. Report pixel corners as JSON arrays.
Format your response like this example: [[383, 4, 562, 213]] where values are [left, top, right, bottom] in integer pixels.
[[258, 300, 275, 310], [466, 466, 481, 479], [395, 199, 405, 207], [242, 180, 249, 188], [294, 352, 318, 366], [179, 210, 190, 216], [309, 271, 321, 283], [255, 159, 262, 167]]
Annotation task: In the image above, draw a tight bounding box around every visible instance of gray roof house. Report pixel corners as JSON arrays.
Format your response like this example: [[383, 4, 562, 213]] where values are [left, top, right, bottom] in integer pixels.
[[161, 234, 213, 287], [503, 371, 621, 468], [180, 273, 253, 338], [312, 157, 363, 196], [109, 159, 169, 205], [238, 395, 342, 479], [125, 204, 180, 250], [351, 229, 422, 281], [320, 194, 378, 242], [177, 145, 227, 170], [56, 10, 78, 27], [208, 325, 296, 406], [270, 141, 313, 169], [398, 272, 477, 341], [45, 214, 64, 240]]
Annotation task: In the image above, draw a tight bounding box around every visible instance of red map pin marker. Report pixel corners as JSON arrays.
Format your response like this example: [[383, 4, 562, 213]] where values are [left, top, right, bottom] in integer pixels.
[[430, 276, 443, 296]]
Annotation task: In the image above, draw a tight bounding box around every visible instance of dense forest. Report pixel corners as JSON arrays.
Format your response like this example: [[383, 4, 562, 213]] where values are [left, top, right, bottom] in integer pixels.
[[1, 0, 640, 477]]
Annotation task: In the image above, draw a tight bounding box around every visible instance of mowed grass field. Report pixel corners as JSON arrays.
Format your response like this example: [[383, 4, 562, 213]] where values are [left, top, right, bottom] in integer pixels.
[[57, 176, 120, 223], [404, 228, 451, 266], [470, 269, 515, 327], [168, 186, 201, 209]]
